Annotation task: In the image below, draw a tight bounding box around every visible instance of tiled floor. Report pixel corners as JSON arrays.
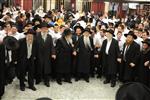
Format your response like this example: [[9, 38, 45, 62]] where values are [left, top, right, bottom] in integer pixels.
[[1, 78, 120, 100]]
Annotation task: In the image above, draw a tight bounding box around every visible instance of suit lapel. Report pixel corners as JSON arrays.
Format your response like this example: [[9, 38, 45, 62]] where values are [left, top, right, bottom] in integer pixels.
[[24, 39, 28, 57], [108, 39, 113, 54], [126, 42, 134, 55], [81, 36, 87, 49], [39, 33, 45, 45], [61, 37, 71, 49]]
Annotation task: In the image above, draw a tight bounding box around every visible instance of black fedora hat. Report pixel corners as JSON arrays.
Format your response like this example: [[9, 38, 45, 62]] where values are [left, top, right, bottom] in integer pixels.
[[33, 24, 41, 31], [74, 25, 84, 32], [43, 15, 52, 19], [3, 36, 19, 50], [116, 82, 150, 100], [40, 22, 50, 28], [36, 97, 52, 100], [124, 31, 137, 39], [63, 28, 72, 36], [23, 22, 33, 29], [32, 18, 42, 24], [24, 29, 36, 35], [105, 29, 115, 37], [142, 39, 150, 46], [83, 28, 92, 34]]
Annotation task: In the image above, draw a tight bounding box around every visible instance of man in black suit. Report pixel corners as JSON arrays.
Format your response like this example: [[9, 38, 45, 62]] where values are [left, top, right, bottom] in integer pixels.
[[0, 43, 5, 99], [0, 36, 19, 98], [100, 29, 120, 87], [55, 28, 73, 85], [3, 36, 19, 85], [17, 29, 37, 91], [73, 28, 94, 83], [35, 22, 56, 87], [72, 25, 84, 77], [138, 39, 150, 87], [119, 31, 140, 83]]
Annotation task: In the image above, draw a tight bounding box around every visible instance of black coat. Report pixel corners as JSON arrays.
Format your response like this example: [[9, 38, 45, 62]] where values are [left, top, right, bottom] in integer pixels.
[[55, 37, 73, 73], [5, 46, 18, 82], [116, 82, 150, 100], [17, 38, 37, 78], [36, 33, 55, 75], [138, 49, 150, 86], [100, 38, 120, 75], [75, 36, 94, 74], [0, 44, 5, 97], [121, 41, 140, 81], [72, 34, 82, 74], [72, 34, 81, 46]]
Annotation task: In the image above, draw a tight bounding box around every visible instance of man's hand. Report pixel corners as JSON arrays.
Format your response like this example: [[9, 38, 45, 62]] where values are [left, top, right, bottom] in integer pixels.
[[73, 51, 77, 56], [117, 58, 121, 63], [94, 54, 99, 58], [52, 55, 56, 59], [144, 61, 149, 67], [130, 63, 135, 68], [14, 61, 17, 64]]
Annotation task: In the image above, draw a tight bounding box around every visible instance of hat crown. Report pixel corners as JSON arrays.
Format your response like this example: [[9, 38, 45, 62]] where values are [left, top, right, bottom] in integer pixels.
[[40, 22, 49, 28], [3, 36, 19, 50], [105, 29, 115, 36], [142, 39, 150, 45], [63, 28, 72, 36], [124, 31, 137, 39], [25, 29, 36, 35]]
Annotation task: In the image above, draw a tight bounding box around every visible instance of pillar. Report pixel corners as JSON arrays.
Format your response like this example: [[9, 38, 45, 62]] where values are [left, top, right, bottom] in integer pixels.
[[104, 1, 109, 15], [76, 0, 83, 12]]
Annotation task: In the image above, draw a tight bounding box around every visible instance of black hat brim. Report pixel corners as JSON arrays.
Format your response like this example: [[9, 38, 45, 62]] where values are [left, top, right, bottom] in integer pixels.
[[40, 23, 50, 28], [83, 30, 92, 34], [124, 34, 137, 39], [116, 82, 150, 100], [105, 30, 115, 37], [74, 26, 84, 32], [142, 40, 150, 46]]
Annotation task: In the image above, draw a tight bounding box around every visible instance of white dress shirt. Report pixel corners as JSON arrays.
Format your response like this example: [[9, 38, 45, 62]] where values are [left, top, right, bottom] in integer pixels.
[[0, 30, 7, 41], [77, 20, 86, 28], [27, 42, 32, 59], [48, 29, 62, 46], [134, 37, 143, 51], [5, 49, 12, 63], [93, 32, 106, 51], [41, 32, 47, 42], [114, 36, 126, 52], [10, 32, 25, 40]]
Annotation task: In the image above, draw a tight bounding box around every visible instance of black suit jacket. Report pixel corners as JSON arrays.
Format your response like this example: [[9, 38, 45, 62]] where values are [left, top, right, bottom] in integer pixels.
[[100, 38, 120, 75], [122, 41, 140, 65], [36, 33, 55, 74], [121, 41, 140, 81], [75, 36, 94, 73], [17, 38, 37, 75], [55, 37, 73, 73], [0, 44, 5, 97]]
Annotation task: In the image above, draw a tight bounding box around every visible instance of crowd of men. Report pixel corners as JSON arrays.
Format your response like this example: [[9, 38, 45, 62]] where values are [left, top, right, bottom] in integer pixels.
[[0, 5, 150, 99]]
